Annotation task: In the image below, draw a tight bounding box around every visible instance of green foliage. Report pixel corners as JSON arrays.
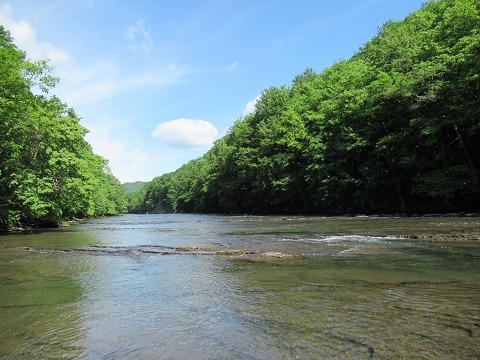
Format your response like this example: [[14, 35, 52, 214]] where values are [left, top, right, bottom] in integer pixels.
[[135, 0, 480, 215], [122, 181, 147, 213], [122, 181, 146, 193], [0, 26, 126, 229]]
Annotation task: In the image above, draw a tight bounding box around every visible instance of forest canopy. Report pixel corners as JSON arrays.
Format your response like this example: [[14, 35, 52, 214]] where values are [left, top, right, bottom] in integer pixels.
[[131, 0, 480, 215], [0, 27, 127, 230]]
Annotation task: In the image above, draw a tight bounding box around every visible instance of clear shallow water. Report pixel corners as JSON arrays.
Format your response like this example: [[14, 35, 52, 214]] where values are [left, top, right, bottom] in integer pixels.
[[1, 214, 479, 359]]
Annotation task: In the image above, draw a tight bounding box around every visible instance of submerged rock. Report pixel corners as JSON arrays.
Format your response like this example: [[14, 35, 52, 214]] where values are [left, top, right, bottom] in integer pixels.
[[175, 246, 200, 252], [258, 252, 300, 259], [216, 250, 246, 256]]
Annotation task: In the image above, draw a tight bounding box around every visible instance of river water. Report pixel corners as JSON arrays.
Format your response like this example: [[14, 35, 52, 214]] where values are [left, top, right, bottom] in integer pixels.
[[1, 214, 479, 359]]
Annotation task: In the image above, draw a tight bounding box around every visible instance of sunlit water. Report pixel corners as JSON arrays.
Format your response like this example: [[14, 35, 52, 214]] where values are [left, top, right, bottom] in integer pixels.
[[1, 214, 479, 359]]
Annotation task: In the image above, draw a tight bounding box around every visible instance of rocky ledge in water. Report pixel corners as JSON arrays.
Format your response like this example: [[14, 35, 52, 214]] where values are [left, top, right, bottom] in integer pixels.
[[409, 234, 480, 242], [24, 244, 303, 259], [255, 251, 302, 259], [24, 232, 479, 259], [215, 250, 302, 259]]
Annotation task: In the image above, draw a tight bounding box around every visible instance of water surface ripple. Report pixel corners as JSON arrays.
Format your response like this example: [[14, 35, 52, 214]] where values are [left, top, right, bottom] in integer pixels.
[[1, 214, 479, 359]]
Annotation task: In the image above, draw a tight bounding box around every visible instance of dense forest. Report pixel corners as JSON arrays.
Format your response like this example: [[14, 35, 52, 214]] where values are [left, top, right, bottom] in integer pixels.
[[131, 0, 480, 215], [0, 27, 127, 230]]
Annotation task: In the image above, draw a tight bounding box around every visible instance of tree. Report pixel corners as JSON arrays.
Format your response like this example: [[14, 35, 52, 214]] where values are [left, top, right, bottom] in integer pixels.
[[0, 27, 126, 229], [132, 0, 480, 215]]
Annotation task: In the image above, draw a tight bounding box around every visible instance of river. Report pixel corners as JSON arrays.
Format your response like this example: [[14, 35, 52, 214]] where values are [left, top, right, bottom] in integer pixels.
[[1, 214, 479, 359]]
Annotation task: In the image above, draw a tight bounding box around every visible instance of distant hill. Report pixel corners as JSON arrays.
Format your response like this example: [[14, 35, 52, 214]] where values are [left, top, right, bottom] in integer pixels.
[[122, 181, 146, 193]]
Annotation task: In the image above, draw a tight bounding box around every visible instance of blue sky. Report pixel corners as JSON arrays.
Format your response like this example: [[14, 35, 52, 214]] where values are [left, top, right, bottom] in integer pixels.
[[1, 0, 426, 183]]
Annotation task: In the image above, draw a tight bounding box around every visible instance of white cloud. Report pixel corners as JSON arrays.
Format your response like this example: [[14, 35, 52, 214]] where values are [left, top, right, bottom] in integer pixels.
[[0, 4, 194, 109], [152, 118, 219, 150], [242, 95, 260, 116], [0, 4, 211, 183], [0, 4, 71, 67], [125, 19, 153, 54]]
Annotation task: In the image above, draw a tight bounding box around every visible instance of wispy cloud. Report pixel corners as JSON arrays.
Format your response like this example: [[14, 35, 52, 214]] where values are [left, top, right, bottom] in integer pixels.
[[64, 63, 194, 106], [152, 118, 219, 150], [271, 0, 383, 50], [85, 121, 154, 182], [0, 4, 203, 183], [226, 61, 239, 72], [347, 0, 384, 19], [125, 19, 153, 54], [0, 3, 71, 66]]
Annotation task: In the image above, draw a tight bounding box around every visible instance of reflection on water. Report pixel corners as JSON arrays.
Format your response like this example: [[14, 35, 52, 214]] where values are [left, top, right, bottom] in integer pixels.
[[0, 214, 479, 359], [0, 242, 86, 358]]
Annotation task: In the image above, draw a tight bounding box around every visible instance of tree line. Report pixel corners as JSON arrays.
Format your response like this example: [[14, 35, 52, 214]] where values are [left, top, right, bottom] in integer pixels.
[[130, 0, 480, 215], [1, 27, 127, 230]]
